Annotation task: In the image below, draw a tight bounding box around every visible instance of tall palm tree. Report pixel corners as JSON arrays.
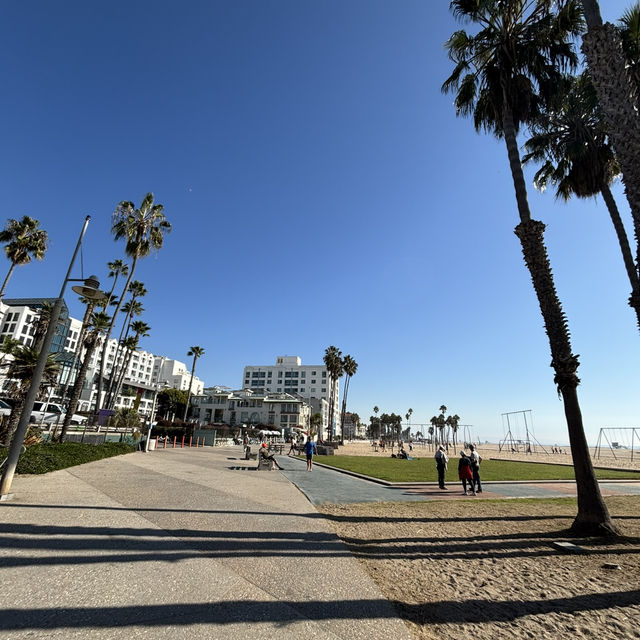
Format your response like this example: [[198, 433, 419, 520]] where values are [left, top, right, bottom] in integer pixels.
[[444, 0, 616, 536], [95, 193, 171, 412], [59, 311, 110, 442], [102, 259, 129, 311], [0, 345, 59, 444], [323, 346, 343, 440], [183, 346, 204, 421], [618, 3, 640, 93], [580, 0, 640, 274], [339, 355, 358, 436], [523, 71, 640, 330], [31, 301, 55, 352], [0, 216, 48, 300], [110, 321, 151, 409], [373, 405, 380, 440], [430, 416, 439, 448], [106, 281, 146, 404]]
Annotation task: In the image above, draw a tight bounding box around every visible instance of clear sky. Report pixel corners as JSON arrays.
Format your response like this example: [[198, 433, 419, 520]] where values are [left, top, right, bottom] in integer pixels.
[[0, 1, 637, 444]]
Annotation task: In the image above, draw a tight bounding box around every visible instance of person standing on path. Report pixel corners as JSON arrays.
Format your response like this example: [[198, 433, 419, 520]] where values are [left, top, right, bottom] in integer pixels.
[[435, 445, 448, 490], [469, 444, 482, 493], [458, 451, 475, 496], [304, 438, 317, 471], [288, 436, 297, 457]]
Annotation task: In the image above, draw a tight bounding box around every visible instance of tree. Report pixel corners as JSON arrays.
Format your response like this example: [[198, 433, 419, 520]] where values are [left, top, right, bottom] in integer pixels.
[[429, 416, 439, 448], [59, 311, 110, 442], [339, 355, 358, 436], [323, 346, 343, 440], [95, 193, 171, 413], [523, 71, 640, 329], [310, 413, 323, 438], [0, 216, 48, 299], [0, 345, 59, 444], [183, 346, 204, 421], [580, 0, 640, 289], [444, 0, 617, 535], [110, 321, 151, 408], [102, 259, 129, 310], [157, 388, 187, 422], [111, 407, 142, 433]]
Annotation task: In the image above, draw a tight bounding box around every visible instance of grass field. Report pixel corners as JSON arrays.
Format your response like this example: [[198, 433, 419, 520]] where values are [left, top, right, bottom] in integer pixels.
[[310, 455, 640, 482]]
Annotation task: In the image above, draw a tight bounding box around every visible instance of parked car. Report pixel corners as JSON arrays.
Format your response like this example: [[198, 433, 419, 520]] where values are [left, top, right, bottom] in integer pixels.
[[30, 402, 87, 426]]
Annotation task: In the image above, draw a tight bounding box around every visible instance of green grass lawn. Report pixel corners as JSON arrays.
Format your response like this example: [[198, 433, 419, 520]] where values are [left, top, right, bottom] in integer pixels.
[[310, 455, 640, 483]]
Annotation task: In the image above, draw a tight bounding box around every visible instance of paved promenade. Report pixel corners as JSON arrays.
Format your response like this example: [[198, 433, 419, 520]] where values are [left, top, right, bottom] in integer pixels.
[[0, 447, 413, 640], [1, 445, 639, 639]]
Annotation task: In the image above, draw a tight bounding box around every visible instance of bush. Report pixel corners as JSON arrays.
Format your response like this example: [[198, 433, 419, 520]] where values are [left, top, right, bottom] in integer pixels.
[[0, 442, 135, 475]]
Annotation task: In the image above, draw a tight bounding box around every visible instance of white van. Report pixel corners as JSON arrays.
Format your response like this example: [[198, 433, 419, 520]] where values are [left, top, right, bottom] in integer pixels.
[[30, 402, 87, 426]]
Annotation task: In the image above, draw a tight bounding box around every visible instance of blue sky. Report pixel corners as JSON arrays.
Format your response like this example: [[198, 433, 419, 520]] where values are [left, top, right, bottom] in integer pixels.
[[0, 1, 637, 444]]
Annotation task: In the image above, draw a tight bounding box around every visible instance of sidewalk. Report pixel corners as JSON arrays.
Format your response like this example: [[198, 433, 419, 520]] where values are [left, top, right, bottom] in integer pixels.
[[0, 446, 414, 640]]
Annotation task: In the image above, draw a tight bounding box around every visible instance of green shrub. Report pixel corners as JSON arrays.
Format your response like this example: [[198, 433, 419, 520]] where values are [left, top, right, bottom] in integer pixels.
[[0, 442, 135, 475]]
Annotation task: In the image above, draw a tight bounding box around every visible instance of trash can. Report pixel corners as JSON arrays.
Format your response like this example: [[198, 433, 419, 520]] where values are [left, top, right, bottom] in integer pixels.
[[148, 438, 157, 451]]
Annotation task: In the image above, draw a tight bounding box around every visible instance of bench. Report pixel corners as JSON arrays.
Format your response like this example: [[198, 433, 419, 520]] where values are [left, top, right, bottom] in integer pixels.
[[256, 453, 278, 471]]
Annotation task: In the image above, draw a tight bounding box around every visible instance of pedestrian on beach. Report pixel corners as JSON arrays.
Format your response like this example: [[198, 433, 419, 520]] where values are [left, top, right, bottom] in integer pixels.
[[435, 445, 448, 490], [304, 438, 317, 471], [458, 450, 475, 496], [469, 444, 482, 493]]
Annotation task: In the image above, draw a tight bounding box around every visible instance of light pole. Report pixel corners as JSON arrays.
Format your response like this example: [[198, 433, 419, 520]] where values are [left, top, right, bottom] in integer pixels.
[[0, 216, 101, 499], [145, 379, 169, 453]]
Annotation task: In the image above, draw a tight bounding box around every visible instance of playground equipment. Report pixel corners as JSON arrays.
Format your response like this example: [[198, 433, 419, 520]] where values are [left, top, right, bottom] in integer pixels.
[[595, 427, 639, 462], [498, 410, 548, 455]]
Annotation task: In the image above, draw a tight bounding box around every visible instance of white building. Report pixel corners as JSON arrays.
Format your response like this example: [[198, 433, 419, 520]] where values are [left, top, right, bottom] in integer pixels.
[[191, 387, 310, 434], [0, 298, 205, 418], [242, 356, 339, 438]]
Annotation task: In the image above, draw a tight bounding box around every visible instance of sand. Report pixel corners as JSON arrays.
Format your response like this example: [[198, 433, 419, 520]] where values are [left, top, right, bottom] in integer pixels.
[[318, 496, 640, 640]]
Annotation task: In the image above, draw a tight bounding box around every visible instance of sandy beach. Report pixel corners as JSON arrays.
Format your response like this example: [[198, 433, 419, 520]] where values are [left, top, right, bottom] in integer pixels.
[[319, 496, 640, 640]]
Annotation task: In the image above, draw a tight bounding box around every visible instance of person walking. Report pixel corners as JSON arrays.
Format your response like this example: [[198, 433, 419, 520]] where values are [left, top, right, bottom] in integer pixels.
[[435, 445, 448, 490], [469, 443, 482, 493], [288, 436, 298, 457], [304, 437, 317, 471], [458, 450, 475, 496]]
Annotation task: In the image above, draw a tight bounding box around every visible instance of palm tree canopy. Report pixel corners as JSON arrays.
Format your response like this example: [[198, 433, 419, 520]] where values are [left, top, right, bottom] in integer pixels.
[[0, 216, 48, 266], [523, 71, 618, 200], [128, 280, 147, 298], [107, 259, 129, 279], [442, 0, 583, 137], [111, 193, 172, 259], [619, 3, 640, 67], [188, 346, 205, 358], [121, 300, 144, 317], [342, 355, 358, 377], [130, 321, 151, 338], [7, 345, 59, 386]]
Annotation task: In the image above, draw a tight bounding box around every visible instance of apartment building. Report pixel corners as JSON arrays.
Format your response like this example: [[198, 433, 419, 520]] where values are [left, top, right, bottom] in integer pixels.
[[242, 355, 339, 438], [191, 387, 310, 434], [0, 298, 204, 417]]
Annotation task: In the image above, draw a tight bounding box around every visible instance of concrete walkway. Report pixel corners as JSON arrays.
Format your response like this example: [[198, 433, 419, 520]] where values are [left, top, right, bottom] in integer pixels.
[[2, 446, 639, 639], [0, 446, 414, 640]]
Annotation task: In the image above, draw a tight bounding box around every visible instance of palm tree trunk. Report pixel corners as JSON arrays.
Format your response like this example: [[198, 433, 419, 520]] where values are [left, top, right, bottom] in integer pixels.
[[111, 343, 136, 410], [60, 334, 101, 442], [503, 101, 618, 536], [182, 355, 198, 422], [600, 183, 640, 330], [0, 262, 16, 300], [95, 258, 138, 416], [339, 376, 350, 436], [581, 21, 640, 276], [106, 303, 137, 406]]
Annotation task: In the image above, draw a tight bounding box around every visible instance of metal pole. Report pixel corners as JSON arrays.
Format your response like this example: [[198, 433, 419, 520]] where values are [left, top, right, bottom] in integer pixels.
[[0, 216, 90, 499]]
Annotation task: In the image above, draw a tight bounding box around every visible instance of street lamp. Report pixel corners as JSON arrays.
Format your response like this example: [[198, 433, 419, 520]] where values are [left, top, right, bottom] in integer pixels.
[[145, 379, 170, 453], [0, 216, 101, 499]]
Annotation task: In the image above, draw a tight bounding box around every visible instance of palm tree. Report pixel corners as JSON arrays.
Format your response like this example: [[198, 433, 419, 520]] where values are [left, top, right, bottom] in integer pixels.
[[102, 259, 129, 310], [95, 193, 171, 412], [523, 71, 640, 329], [106, 281, 146, 404], [618, 3, 640, 92], [339, 355, 358, 436], [372, 405, 380, 440], [430, 416, 439, 448], [323, 346, 343, 440], [0, 345, 59, 444], [31, 301, 55, 352], [183, 346, 205, 421], [0, 216, 48, 299], [405, 408, 413, 436], [580, 0, 640, 265], [444, 0, 616, 536], [110, 321, 150, 408], [450, 414, 460, 449], [59, 311, 110, 442]]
